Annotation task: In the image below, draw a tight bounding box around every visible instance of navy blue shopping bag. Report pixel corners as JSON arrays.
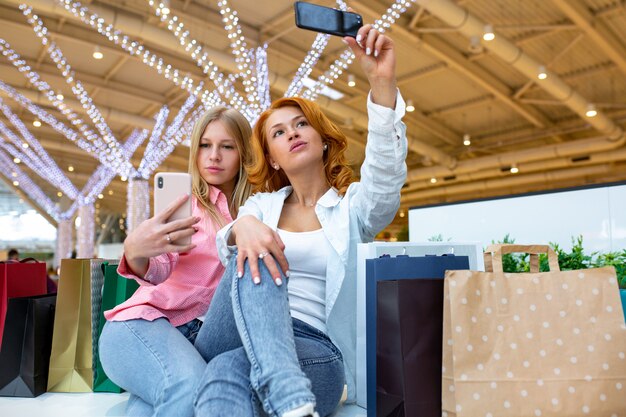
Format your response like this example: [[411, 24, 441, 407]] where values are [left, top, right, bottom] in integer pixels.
[[366, 254, 469, 417]]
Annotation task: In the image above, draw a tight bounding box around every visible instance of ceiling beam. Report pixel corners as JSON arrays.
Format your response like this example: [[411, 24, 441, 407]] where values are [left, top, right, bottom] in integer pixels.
[[401, 164, 610, 206], [553, 0, 626, 78], [352, 1, 554, 129], [414, 0, 624, 142]]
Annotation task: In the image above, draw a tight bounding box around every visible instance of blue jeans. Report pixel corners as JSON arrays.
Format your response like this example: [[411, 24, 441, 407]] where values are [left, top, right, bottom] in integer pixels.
[[194, 256, 345, 417], [99, 317, 205, 417]]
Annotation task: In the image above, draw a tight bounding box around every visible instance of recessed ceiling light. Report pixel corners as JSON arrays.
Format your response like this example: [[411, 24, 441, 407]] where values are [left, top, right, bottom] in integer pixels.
[[585, 104, 597, 118], [537, 65, 547, 80], [93, 46, 104, 60], [483, 24, 495, 41]]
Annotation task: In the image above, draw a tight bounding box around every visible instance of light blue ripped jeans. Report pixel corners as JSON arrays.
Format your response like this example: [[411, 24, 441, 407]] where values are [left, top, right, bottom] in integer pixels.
[[193, 255, 345, 417], [99, 317, 205, 417]]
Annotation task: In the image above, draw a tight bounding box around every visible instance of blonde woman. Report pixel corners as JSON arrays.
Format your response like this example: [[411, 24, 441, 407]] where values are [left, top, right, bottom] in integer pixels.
[[99, 106, 253, 417]]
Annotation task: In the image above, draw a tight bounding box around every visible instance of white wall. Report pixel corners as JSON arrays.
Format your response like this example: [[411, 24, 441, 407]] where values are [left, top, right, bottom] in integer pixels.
[[408, 183, 626, 253]]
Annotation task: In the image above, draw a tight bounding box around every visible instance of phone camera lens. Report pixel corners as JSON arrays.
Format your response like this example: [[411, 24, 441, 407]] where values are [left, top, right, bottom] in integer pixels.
[[158, 177, 163, 189]]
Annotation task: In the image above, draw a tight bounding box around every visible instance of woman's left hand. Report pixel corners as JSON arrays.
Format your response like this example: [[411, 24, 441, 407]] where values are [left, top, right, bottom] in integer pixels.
[[344, 24, 397, 109]]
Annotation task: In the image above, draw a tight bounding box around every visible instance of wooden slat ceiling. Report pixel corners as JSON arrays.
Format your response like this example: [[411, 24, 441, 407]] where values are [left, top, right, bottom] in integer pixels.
[[1, 0, 625, 237]]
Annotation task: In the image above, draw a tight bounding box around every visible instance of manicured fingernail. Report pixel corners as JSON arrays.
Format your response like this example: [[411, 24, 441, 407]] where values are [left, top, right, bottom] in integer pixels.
[[285, 270, 290, 278], [275, 278, 283, 286], [237, 271, 243, 278], [356, 34, 362, 43], [342, 39, 349, 45], [253, 276, 261, 284], [366, 47, 371, 56], [374, 49, 379, 58]]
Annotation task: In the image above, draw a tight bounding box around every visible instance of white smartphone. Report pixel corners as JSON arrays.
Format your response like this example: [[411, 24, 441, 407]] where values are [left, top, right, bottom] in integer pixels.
[[154, 172, 192, 246]]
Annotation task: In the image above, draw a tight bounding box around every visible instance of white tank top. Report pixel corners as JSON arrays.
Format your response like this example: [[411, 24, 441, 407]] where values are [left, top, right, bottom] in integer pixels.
[[277, 228, 331, 333]]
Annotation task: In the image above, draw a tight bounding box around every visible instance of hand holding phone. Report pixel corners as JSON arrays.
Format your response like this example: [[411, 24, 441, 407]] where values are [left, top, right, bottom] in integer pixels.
[[294, 1, 363, 38], [154, 172, 193, 246]]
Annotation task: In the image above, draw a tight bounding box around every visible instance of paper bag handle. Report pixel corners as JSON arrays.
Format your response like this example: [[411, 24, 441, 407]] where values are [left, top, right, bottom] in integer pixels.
[[484, 244, 560, 273]]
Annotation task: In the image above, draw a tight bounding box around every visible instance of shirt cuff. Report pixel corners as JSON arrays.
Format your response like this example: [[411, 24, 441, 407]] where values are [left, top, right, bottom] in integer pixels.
[[367, 89, 406, 129]]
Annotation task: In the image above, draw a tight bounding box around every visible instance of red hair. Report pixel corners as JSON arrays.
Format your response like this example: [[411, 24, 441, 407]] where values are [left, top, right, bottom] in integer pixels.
[[247, 97, 354, 195]]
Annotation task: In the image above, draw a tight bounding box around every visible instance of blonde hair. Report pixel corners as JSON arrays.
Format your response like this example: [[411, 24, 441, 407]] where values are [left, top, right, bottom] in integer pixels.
[[188, 106, 253, 227], [247, 97, 354, 195]]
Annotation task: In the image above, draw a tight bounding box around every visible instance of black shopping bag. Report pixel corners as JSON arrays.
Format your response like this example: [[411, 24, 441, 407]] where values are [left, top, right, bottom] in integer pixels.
[[366, 255, 469, 417], [0, 294, 56, 397]]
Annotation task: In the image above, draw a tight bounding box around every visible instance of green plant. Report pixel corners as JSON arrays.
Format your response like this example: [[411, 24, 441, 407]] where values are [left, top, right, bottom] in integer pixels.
[[592, 249, 626, 289], [396, 225, 409, 242], [491, 234, 524, 273], [489, 234, 626, 289]]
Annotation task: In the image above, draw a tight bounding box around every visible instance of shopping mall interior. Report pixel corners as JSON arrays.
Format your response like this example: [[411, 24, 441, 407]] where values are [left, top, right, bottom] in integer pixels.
[[1, 0, 625, 416]]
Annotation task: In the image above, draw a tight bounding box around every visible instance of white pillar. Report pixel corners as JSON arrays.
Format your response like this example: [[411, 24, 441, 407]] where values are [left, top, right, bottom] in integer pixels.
[[127, 178, 150, 232], [54, 218, 73, 267], [76, 203, 95, 258]]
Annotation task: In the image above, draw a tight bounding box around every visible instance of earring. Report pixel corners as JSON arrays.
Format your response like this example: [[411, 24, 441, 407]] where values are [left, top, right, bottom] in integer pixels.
[[273, 164, 279, 170], [323, 143, 328, 151]]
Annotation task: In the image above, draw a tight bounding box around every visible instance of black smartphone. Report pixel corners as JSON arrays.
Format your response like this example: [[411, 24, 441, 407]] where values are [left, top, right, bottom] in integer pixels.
[[294, 1, 363, 38]]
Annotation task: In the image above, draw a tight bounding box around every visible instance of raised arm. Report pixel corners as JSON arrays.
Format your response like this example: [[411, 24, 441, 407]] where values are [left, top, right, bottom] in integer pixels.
[[344, 25, 397, 109]]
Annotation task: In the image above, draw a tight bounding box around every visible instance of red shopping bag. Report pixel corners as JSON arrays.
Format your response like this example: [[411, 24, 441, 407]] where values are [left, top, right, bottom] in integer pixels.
[[0, 259, 47, 348]]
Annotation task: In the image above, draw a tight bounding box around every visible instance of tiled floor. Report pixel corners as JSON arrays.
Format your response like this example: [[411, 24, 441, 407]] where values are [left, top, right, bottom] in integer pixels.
[[0, 393, 367, 417]]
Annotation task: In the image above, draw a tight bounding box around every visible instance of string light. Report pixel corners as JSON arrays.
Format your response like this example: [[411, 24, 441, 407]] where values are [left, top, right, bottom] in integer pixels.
[[32, 119, 41, 127], [302, 0, 412, 100], [347, 74, 356, 87], [406, 99, 415, 112], [0, 149, 61, 220], [373, 0, 413, 31], [0, 81, 95, 153], [0, 44, 132, 175], [55, 0, 223, 110], [510, 164, 519, 174], [127, 179, 149, 232], [160, 0, 171, 16], [0, 102, 79, 199], [285, 33, 331, 98], [463, 133, 471, 146], [21, 6, 135, 179], [138, 94, 197, 178], [76, 203, 95, 258], [54, 219, 73, 267], [147, 0, 259, 119], [430, 177, 438, 184]]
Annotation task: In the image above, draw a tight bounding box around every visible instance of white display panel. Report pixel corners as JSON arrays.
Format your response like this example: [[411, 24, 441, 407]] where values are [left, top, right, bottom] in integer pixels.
[[408, 183, 626, 252]]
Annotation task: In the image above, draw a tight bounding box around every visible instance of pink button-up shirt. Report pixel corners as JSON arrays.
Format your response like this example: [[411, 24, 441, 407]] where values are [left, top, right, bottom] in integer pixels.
[[105, 187, 232, 326]]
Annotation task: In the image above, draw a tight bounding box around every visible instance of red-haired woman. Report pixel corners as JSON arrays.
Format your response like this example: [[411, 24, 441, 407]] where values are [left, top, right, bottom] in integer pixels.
[[194, 26, 407, 417]]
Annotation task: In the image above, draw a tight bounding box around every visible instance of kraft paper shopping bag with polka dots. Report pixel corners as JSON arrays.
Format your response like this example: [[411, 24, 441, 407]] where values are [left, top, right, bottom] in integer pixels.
[[442, 244, 626, 417]]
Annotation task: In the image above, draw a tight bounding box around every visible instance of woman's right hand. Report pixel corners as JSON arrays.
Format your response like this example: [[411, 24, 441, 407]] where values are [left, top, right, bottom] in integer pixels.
[[124, 194, 200, 277], [231, 215, 289, 286]]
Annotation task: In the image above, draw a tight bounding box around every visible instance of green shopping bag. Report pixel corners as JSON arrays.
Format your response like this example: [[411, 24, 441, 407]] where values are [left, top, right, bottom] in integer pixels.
[[93, 262, 139, 393]]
